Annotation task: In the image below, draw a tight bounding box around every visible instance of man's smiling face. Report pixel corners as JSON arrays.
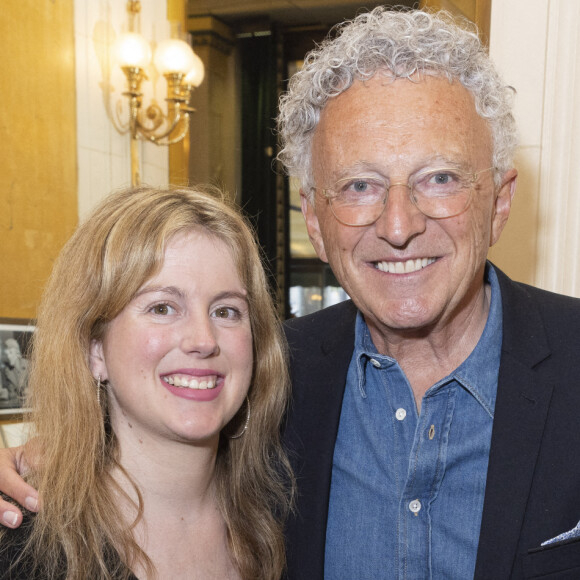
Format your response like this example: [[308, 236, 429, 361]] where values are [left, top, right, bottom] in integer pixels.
[[302, 74, 516, 347]]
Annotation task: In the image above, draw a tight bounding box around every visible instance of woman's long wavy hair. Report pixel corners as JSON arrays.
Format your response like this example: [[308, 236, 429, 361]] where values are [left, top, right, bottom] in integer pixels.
[[10, 186, 293, 579], [277, 7, 518, 196]]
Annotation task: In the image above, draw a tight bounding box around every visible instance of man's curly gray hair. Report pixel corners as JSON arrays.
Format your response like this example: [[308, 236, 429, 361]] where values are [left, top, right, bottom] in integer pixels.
[[277, 7, 517, 197]]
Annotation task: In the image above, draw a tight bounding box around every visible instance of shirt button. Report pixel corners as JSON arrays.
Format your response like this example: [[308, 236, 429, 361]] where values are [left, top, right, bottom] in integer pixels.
[[409, 499, 421, 514], [370, 358, 381, 368], [395, 408, 407, 421]]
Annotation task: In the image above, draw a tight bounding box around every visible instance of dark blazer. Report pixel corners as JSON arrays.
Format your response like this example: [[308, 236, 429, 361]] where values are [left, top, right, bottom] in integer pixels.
[[283, 266, 580, 579]]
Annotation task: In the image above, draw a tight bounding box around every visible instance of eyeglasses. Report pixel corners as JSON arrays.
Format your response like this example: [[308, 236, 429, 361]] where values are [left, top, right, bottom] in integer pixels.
[[316, 167, 495, 227]]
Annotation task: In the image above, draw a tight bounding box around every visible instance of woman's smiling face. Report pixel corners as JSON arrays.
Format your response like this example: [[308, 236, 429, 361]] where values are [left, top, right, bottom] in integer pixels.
[[89, 229, 253, 446]]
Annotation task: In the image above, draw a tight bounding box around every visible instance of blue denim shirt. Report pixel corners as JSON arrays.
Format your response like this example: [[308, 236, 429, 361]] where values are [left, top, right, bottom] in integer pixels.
[[325, 265, 502, 580]]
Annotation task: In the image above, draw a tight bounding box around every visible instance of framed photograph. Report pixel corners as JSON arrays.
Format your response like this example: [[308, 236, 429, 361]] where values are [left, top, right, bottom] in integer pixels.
[[0, 319, 35, 414]]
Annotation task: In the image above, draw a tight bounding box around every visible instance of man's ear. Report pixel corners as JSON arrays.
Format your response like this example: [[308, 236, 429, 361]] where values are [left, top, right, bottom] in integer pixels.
[[490, 168, 517, 246], [300, 190, 329, 263], [89, 339, 108, 381]]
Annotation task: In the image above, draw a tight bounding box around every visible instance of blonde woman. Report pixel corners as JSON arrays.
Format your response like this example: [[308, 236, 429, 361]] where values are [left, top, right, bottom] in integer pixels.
[[0, 186, 293, 579]]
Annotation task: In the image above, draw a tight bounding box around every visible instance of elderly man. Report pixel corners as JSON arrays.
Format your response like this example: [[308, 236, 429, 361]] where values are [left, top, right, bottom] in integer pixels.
[[277, 7, 580, 580], [0, 7, 579, 580]]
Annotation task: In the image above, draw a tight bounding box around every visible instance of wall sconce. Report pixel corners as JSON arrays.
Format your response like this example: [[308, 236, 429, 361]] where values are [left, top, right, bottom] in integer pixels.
[[115, 1, 205, 186]]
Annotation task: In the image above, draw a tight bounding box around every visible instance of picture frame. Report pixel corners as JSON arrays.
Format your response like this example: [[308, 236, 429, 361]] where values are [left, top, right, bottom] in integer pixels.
[[0, 318, 35, 414]]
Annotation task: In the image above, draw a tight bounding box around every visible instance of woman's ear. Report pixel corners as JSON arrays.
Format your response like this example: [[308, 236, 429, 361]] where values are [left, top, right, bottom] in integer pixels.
[[89, 339, 107, 381]]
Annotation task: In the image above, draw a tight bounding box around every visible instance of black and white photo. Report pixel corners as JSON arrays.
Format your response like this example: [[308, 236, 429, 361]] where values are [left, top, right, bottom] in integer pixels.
[[0, 321, 34, 413]]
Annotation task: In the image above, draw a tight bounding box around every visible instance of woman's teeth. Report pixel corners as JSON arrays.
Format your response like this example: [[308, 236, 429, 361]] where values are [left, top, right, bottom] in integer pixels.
[[162, 375, 217, 390]]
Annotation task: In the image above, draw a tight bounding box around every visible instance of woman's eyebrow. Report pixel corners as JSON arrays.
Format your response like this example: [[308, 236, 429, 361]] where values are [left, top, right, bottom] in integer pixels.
[[212, 290, 249, 303], [133, 285, 186, 300], [133, 287, 248, 303]]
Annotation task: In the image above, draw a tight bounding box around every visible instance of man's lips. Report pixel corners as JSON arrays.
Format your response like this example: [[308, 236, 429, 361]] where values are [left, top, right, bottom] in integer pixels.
[[374, 257, 436, 274]]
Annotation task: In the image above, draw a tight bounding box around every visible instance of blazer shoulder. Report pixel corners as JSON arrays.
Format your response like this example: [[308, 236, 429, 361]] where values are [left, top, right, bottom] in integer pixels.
[[494, 266, 580, 341], [510, 277, 580, 309], [500, 274, 580, 341], [284, 300, 357, 338]]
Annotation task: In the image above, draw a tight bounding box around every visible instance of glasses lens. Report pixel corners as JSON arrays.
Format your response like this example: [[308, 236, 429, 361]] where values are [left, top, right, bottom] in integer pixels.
[[328, 177, 386, 226], [411, 169, 472, 218]]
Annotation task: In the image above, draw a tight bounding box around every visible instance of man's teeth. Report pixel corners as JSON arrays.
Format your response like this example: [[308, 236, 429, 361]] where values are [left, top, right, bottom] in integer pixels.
[[162, 375, 217, 390], [376, 257, 435, 274]]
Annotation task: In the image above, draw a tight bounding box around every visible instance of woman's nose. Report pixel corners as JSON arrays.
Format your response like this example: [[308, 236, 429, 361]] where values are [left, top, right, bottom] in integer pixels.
[[180, 316, 219, 357]]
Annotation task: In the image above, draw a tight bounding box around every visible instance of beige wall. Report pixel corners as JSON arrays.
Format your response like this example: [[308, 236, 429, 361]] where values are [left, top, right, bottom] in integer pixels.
[[0, 1, 78, 320], [488, 0, 580, 297], [486, 0, 548, 285]]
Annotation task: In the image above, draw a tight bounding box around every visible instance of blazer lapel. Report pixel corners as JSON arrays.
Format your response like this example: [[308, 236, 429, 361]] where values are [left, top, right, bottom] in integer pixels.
[[475, 268, 554, 579], [284, 301, 357, 579]]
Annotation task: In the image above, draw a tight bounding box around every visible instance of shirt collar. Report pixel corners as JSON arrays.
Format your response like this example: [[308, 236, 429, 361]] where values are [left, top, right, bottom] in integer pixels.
[[353, 262, 503, 417]]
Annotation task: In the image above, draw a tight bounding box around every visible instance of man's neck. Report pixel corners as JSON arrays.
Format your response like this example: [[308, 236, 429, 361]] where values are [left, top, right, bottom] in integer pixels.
[[367, 282, 492, 410]]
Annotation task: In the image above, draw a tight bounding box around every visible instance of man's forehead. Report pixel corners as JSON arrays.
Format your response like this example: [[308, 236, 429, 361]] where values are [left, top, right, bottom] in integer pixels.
[[319, 74, 478, 119], [312, 75, 491, 173]]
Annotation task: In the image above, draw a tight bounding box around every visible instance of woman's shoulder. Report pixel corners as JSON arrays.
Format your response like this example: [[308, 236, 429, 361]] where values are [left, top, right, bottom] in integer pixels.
[[0, 500, 139, 579]]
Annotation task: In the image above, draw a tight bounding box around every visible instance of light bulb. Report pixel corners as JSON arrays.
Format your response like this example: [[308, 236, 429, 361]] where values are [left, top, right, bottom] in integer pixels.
[[115, 32, 152, 69], [154, 39, 195, 75], [184, 52, 205, 88]]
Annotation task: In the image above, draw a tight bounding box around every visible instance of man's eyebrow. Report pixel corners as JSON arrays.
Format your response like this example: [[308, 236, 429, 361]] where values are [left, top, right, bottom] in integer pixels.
[[335, 156, 468, 178], [418, 155, 467, 168], [334, 161, 382, 177]]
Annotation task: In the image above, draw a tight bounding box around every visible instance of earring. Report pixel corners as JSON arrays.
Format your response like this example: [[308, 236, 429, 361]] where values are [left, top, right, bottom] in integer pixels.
[[96, 375, 101, 406], [227, 397, 251, 439]]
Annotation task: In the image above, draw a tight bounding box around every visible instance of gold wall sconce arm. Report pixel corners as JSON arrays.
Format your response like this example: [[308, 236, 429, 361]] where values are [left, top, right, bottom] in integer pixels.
[[116, 1, 204, 186]]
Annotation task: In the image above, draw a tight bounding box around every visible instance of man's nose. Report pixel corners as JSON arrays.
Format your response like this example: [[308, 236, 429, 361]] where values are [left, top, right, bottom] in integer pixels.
[[373, 183, 426, 247]]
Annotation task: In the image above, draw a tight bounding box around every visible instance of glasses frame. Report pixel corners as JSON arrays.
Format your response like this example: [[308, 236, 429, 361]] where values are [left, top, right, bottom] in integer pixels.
[[317, 166, 496, 227]]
